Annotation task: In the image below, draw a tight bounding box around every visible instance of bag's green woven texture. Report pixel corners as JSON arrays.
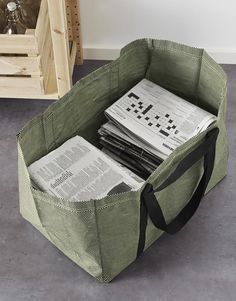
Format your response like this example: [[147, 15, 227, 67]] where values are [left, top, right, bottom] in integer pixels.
[[17, 39, 228, 282]]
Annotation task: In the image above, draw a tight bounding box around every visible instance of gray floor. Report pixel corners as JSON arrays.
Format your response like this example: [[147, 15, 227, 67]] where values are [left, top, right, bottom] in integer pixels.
[[0, 62, 235, 301]]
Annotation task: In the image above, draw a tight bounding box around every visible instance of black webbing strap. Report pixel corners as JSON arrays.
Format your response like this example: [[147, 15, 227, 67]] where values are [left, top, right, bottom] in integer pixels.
[[137, 127, 219, 257]]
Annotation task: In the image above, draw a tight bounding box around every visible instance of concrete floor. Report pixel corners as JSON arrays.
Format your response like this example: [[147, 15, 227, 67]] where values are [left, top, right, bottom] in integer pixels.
[[0, 62, 235, 301]]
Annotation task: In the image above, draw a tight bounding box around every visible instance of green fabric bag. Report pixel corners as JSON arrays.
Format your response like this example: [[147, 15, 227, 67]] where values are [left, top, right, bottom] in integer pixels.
[[17, 39, 228, 283]]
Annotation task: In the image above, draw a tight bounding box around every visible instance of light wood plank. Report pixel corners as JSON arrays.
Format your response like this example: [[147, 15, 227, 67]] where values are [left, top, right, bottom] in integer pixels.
[[47, 0, 72, 97], [0, 76, 44, 96], [45, 56, 58, 98], [0, 34, 38, 54], [25, 29, 40, 79], [0, 65, 59, 100], [35, 0, 49, 52], [0, 56, 41, 76], [40, 23, 53, 90], [0, 92, 59, 100]]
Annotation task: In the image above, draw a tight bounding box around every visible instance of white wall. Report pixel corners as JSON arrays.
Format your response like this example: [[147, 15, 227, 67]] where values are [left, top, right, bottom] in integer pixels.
[[80, 0, 236, 63]]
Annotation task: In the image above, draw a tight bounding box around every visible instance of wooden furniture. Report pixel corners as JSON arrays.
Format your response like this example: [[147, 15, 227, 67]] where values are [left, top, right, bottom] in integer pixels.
[[0, 0, 83, 100]]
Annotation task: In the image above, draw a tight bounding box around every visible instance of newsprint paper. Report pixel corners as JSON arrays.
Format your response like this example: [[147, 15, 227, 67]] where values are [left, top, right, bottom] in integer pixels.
[[28, 136, 144, 202], [105, 79, 217, 160]]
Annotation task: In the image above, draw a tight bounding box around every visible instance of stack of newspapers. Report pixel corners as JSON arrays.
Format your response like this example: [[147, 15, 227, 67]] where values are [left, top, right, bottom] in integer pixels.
[[28, 136, 144, 202], [98, 79, 217, 177], [28, 78, 217, 202]]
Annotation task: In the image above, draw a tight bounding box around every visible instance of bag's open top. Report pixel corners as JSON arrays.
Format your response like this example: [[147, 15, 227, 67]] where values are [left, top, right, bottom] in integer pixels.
[[18, 39, 227, 167]]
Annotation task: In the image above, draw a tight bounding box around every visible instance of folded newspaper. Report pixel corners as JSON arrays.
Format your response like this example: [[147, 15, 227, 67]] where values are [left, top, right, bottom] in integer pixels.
[[28, 136, 144, 202], [103, 78, 217, 162], [99, 122, 162, 177]]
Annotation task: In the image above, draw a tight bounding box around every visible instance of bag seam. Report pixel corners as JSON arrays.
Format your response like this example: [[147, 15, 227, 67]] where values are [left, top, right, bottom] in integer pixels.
[[32, 192, 137, 213], [195, 49, 204, 104], [94, 200, 105, 282], [152, 46, 225, 82]]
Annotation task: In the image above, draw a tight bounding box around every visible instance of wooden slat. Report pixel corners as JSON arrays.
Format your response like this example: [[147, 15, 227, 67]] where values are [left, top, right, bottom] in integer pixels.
[[0, 65, 59, 100], [45, 57, 59, 99], [40, 24, 53, 92], [0, 92, 59, 102], [0, 91, 59, 99], [0, 34, 38, 54], [25, 29, 41, 87], [0, 76, 44, 96], [0, 56, 41, 76], [35, 0, 49, 52], [47, 0, 72, 97]]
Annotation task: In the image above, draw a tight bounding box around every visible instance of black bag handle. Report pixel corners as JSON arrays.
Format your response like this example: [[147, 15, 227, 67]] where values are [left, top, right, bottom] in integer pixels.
[[137, 127, 219, 257]]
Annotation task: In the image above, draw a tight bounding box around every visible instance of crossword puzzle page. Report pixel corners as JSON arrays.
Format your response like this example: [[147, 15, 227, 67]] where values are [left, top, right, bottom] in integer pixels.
[[105, 79, 216, 157]]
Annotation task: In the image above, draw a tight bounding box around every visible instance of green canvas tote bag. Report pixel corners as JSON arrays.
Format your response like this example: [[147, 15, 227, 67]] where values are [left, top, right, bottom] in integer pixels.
[[17, 39, 228, 282]]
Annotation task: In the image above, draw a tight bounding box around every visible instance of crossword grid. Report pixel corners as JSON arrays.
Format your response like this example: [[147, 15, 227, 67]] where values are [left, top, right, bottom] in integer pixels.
[[121, 92, 179, 137]]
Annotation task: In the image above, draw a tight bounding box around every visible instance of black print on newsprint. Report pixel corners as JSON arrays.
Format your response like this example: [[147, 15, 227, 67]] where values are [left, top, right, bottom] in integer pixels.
[[124, 93, 179, 137]]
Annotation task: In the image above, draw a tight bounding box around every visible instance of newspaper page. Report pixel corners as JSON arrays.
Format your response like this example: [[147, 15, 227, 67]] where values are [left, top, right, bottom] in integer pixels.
[[28, 136, 144, 202], [105, 79, 216, 159]]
